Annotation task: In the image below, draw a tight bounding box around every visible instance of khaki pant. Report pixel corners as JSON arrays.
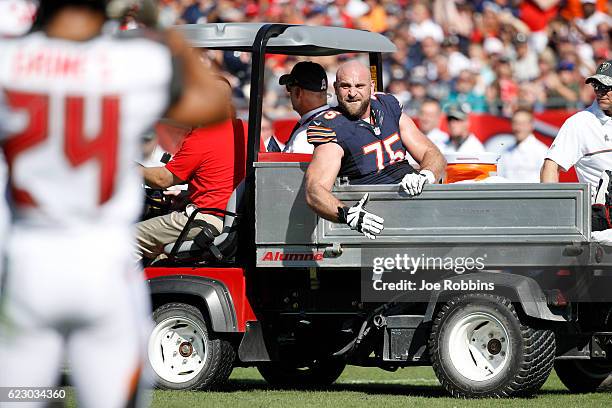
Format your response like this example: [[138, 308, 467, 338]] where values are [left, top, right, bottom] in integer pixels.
[[135, 207, 223, 261]]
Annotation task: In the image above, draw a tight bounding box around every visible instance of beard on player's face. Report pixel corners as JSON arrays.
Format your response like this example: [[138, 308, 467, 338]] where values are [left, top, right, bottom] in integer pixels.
[[338, 96, 370, 120]]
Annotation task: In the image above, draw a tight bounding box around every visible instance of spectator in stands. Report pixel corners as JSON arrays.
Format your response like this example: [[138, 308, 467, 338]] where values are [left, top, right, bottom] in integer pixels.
[[468, 42, 496, 90], [443, 34, 471, 78], [591, 35, 610, 68], [476, 2, 503, 38], [386, 36, 411, 74], [499, 108, 548, 182], [554, 37, 592, 77], [158, 0, 183, 27], [359, 0, 388, 33], [387, 77, 411, 109], [446, 69, 488, 113], [180, 0, 212, 24], [444, 103, 485, 153], [279, 61, 330, 153], [491, 56, 519, 116], [433, 0, 474, 42], [518, 81, 546, 112], [520, 0, 561, 53], [545, 61, 581, 108], [403, 75, 429, 117], [512, 33, 540, 82], [417, 98, 449, 151], [574, 0, 612, 38], [417, 36, 442, 82], [483, 36, 507, 59], [409, 1, 444, 43], [261, 113, 284, 152], [562, 0, 608, 20], [428, 54, 453, 103], [394, 23, 424, 72]]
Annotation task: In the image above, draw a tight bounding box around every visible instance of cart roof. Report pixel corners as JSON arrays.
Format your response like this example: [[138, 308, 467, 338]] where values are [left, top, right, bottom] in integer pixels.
[[175, 23, 397, 55]]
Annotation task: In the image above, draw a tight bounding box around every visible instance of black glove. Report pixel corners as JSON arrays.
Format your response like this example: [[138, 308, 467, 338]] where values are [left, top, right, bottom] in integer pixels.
[[592, 170, 612, 231]]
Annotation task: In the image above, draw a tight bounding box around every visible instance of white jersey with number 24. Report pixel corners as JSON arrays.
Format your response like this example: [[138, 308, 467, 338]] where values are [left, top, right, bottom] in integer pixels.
[[0, 31, 174, 228]]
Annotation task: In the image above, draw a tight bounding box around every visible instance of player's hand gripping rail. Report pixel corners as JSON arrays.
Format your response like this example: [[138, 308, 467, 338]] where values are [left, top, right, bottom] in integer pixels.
[[338, 193, 384, 240], [400, 169, 435, 196]]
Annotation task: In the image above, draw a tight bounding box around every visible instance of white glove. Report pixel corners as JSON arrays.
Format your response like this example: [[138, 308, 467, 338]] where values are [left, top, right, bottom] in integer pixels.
[[592, 230, 612, 246], [338, 193, 384, 240], [400, 169, 436, 196]]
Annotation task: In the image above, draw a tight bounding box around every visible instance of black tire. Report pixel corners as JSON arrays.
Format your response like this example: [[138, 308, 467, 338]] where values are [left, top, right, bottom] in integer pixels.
[[429, 294, 555, 398], [555, 360, 612, 393], [257, 359, 346, 387], [148, 302, 235, 390]]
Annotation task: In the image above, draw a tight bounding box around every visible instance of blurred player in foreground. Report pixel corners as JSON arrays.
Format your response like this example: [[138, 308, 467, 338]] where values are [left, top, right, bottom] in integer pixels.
[[0, 1, 231, 407], [0, 0, 37, 307]]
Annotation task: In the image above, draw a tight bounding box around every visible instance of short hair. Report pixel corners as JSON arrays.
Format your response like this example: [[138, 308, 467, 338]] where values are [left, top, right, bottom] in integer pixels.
[[513, 107, 533, 117], [422, 97, 441, 106]]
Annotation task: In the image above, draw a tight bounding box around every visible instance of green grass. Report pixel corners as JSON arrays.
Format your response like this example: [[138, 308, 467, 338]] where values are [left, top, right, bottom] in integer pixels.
[[63, 366, 609, 408]]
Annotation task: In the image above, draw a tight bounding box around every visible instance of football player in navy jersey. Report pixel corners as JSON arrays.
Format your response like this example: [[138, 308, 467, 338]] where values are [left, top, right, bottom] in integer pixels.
[[305, 60, 446, 239]]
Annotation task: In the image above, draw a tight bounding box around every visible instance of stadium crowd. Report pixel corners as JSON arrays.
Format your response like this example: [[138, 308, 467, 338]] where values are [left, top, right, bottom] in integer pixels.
[[145, 0, 612, 120]]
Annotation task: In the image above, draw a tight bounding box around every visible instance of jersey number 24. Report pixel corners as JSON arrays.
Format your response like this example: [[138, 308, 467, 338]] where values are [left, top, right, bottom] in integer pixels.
[[3, 91, 119, 206]]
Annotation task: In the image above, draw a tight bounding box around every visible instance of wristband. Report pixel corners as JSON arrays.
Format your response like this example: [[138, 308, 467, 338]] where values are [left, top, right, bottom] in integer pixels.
[[420, 169, 436, 184], [337, 206, 349, 223]]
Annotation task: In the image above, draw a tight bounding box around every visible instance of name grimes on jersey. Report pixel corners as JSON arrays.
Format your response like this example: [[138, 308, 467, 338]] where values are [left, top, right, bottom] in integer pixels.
[[12, 49, 86, 79]]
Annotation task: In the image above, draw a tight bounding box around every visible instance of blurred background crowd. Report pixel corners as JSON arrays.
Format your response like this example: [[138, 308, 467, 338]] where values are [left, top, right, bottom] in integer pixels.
[[142, 0, 612, 120], [2, 0, 612, 178], [4, 0, 612, 120]]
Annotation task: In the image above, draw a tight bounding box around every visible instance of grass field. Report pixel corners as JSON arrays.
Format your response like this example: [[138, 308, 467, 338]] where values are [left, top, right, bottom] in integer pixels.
[[64, 365, 611, 407]]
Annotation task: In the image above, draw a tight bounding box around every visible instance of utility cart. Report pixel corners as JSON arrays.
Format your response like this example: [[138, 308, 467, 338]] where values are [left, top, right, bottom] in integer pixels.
[[144, 23, 612, 397]]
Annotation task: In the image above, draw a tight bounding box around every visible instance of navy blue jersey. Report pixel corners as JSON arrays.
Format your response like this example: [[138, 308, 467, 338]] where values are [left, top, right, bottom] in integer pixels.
[[307, 93, 415, 184]]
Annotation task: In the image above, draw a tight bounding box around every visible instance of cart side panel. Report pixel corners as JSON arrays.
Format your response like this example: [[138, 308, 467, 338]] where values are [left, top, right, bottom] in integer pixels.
[[254, 161, 590, 268]]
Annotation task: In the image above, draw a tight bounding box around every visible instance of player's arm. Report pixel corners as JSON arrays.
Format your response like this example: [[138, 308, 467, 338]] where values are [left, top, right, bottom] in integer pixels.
[[305, 143, 384, 239], [540, 158, 562, 183], [397, 112, 446, 195], [163, 29, 232, 126], [398, 113, 446, 180], [305, 143, 345, 221], [140, 165, 185, 189]]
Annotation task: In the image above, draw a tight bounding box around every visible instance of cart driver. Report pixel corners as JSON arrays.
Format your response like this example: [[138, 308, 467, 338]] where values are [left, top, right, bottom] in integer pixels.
[[304, 60, 446, 239]]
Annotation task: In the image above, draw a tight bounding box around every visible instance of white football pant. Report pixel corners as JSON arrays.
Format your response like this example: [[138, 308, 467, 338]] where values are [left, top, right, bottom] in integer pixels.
[[0, 226, 152, 408]]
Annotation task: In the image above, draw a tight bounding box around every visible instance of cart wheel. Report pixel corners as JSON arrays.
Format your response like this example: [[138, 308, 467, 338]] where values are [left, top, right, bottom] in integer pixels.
[[257, 359, 346, 386], [555, 360, 612, 393], [429, 294, 555, 398], [148, 302, 234, 390]]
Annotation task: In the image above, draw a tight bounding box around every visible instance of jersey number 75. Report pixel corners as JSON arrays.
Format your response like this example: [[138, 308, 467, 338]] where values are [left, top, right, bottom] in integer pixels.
[[362, 133, 405, 171]]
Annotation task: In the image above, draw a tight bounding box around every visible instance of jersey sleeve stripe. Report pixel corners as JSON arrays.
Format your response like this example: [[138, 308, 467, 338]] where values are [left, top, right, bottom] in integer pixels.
[[308, 135, 336, 140], [307, 136, 337, 143], [307, 136, 337, 144], [307, 131, 337, 137]]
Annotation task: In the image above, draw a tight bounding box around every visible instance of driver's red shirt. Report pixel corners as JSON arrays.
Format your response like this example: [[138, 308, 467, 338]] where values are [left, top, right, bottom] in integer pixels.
[[165, 119, 246, 211]]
